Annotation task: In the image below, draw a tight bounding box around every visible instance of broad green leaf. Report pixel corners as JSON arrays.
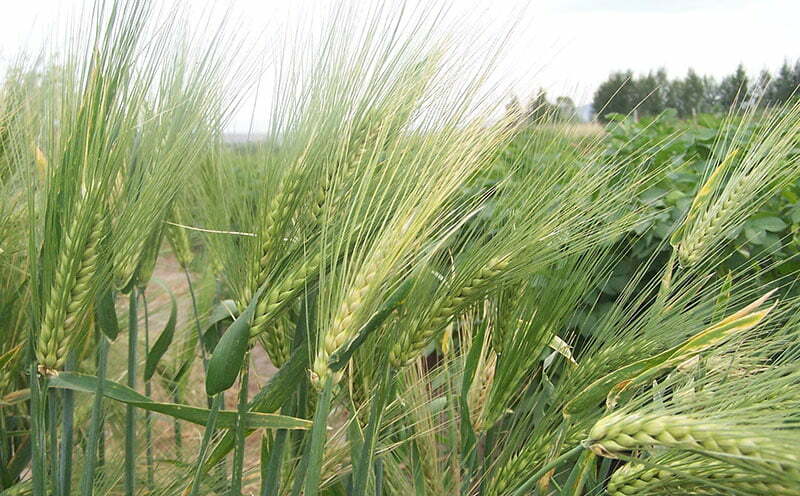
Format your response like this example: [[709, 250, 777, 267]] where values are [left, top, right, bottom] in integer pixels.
[[95, 288, 119, 340], [48, 372, 310, 430], [790, 204, 800, 224], [745, 226, 766, 244], [559, 450, 596, 496], [564, 290, 775, 416], [1, 435, 31, 488], [204, 318, 312, 470], [143, 285, 178, 381], [202, 299, 237, 353], [205, 288, 263, 396], [750, 215, 787, 232], [208, 299, 238, 324]]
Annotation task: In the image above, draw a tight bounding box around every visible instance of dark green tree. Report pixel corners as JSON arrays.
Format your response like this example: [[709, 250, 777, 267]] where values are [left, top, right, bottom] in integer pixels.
[[525, 89, 552, 124], [672, 69, 717, 118], [554, 96, 577, 122], [765, 60, 800, 105], [592, 70, 636, 122], [718, 63, 749, 110], [634, 68, 670, 117]]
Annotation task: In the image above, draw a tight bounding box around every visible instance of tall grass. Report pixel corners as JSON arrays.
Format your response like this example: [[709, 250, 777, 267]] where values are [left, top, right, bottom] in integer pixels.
[[0, 1, 799, 495]]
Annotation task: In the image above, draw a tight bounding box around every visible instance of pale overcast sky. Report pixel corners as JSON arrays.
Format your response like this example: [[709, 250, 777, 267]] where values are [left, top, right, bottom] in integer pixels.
[[1, 0, 798, 131]]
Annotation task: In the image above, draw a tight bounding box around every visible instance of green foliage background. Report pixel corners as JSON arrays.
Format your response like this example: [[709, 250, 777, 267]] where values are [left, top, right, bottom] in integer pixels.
[[498, 111, 800, 340]]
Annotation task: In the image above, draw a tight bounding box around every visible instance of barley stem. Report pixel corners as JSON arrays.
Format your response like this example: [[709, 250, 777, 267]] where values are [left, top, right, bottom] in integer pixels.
[[230, 351, 250, 494], [143, 292, 154, 490], [185, 266, 211, 408], [125, 288, 137, 496], [30, 368, 46, 496], [352, 366, 396, 496], [189, 394, 223, 496], [57, 352, 76, 496], [79, 332, 108, 496], [47, 388, 58, 492]]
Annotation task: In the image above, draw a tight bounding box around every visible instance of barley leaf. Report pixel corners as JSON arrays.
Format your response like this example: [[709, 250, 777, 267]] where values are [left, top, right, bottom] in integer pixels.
[[203, 341, 310, 470], [48, 372, 310, 430], [143, 286, 177, 381], [205, 287, 263, 396], [95, 289, 119, 340], [299, 375, 334, 496], [564, 292, 775, 416], [201, 299, 237, 352]]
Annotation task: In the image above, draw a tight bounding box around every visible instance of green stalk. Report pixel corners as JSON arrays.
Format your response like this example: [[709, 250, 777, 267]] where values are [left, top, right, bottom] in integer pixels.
[[80, 333, 108, 496], [0, 412, 10, 488], [374, 458, 384, 496], [259, 434, 272, 495], [352, 366, 395, 496], [184, 267, 208, 373], [125, 288, 138, 496], [262, 296, 313, 496], [31, 367, 46, 496], [47, 388, 58, 492], [188, 269, 228, 486], [189, 394, 223, 496], [173, 388, 183, 458], [410, 438, 425, 496], [480, 425, 497, 494], [98, 332, 106, 473], [142, 292, 154, 489], [58, 353, 77, 496], [509, 445, 584, 496], [459, 322, 487, 494], [229, 351, 250, 495], [292, 291, 316, 457], [185, 265, 224, 487], [261, 423, 289, 496], [292, 375, 334, 496]]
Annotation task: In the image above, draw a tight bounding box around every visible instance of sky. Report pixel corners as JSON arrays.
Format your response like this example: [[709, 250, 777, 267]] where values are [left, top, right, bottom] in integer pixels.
[[1, 0, 798, 131]]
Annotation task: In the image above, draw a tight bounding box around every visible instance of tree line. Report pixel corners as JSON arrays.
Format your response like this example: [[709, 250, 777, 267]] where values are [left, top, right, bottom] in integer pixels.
[[592, 60, 800, 122], [504, 90, 580, 127]]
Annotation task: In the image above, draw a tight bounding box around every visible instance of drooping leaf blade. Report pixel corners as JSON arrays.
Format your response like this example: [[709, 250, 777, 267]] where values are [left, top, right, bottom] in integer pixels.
[[205, 288, 263, 396], [48, 372, 310, 430], [95, 288, 119, 340], [564, 291, 775, 416], [143, 285, 178, 381]]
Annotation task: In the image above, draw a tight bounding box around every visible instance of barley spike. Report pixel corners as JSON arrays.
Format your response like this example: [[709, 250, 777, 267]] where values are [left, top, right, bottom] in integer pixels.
[[37, 209, 103, 374], [588, 413, 798, 478], [311, 244, 386, 386], [390, 254, 510, 367], [608, 460, 800, 496]]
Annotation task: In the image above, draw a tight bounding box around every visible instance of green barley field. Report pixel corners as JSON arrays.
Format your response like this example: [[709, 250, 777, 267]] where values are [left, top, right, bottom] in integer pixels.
[[1, 1, 800, 495]]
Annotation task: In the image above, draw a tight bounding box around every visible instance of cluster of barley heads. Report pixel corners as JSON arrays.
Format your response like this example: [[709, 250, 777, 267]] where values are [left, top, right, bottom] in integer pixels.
[[1, 1, 800, 495]]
